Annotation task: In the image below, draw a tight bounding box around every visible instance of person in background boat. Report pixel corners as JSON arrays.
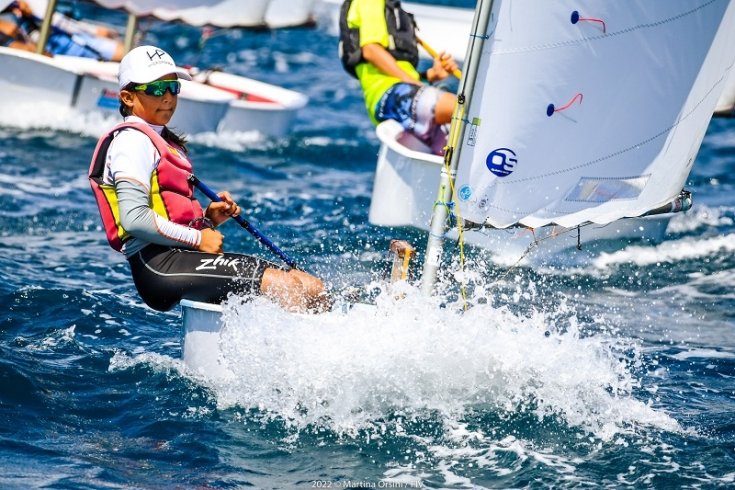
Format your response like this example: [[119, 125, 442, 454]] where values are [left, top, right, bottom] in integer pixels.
[[88, 45, 331, 313], [339, 0, 459, 155], [0, 0, 123, 61], [0, 0, 38, 51]]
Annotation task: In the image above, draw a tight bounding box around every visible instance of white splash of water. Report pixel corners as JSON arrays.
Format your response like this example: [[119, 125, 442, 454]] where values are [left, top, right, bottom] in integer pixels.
[[0, 102, 120, 138], [667, 205, 734, 234], [592, 233, 735, 269], [206, 284, 681, 442]]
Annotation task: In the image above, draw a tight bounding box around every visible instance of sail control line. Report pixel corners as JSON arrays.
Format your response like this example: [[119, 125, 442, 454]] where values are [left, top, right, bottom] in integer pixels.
[[420, 0, 495, 297]]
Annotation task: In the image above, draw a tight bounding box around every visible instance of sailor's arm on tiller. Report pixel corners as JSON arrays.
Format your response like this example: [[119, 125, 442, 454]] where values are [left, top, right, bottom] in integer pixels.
[[361, 43, 421, 85]]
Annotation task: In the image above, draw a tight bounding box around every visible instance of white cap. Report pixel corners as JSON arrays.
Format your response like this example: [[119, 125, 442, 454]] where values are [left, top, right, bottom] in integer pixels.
[[118, 45, 192, 90]]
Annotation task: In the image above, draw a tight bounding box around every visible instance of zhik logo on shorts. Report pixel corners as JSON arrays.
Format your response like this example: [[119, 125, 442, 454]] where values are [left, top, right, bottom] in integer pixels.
[[196, 256, 241, 271]]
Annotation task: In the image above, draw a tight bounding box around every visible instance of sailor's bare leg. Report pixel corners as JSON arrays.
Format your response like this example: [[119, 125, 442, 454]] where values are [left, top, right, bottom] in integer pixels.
[[435, 92, 456, 125], [260, 268, 332, 313]]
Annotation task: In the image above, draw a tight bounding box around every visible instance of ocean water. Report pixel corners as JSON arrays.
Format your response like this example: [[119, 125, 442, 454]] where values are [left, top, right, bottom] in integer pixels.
[[1, 1, 735, 488]]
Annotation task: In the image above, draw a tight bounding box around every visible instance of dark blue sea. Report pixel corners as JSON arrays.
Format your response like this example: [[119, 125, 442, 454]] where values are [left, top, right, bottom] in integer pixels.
[[1, 1, 734, 488]]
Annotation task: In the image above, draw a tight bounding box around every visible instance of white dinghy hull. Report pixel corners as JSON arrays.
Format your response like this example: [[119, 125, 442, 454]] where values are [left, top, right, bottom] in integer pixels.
[[0, 48, 84, 109], [57, 56, 233, 134], [1, 47, 306, 137], [180, 300, 232, 379], [1, 48, 233, 134], [195, 71, 308, 137]]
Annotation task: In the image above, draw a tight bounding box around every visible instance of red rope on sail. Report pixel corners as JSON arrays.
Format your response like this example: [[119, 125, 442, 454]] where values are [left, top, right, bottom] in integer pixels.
[[570, 11, 607, 33], [547, 93, 583, 117]]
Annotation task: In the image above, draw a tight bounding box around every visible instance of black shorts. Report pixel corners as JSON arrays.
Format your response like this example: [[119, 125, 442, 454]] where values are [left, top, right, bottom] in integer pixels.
[[127, 244, 279, 311]]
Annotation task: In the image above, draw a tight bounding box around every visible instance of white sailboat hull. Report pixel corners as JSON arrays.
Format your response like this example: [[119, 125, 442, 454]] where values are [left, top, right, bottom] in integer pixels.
[[0, 48, 82, 108], [401, 2, 473, 62], [180, 298, 376, 380], [0, 48, 305, 137], [180, 299, 233, 379], [369, 120, 671, 262], [266, 0, 317, 28], [61, 56, 234, 134], [1, 48, 231, 133], [195, 70, 308, 137]]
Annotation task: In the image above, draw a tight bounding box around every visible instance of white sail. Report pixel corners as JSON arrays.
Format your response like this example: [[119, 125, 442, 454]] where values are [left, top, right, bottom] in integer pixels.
[[265, 0, 317, 29], [27, 0, 317, 28], [454, 0, 735, 229], [714, 65, 735, 115], [89, 0, 272, 27], [406, 2, 474, 62]]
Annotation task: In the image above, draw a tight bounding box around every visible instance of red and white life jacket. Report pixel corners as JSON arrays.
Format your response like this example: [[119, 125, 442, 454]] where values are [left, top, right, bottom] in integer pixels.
[[88, 122, 204, 252]]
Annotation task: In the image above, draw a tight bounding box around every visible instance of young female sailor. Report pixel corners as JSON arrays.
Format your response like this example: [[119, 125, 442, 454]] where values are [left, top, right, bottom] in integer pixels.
[[89, 45, 330, 313]]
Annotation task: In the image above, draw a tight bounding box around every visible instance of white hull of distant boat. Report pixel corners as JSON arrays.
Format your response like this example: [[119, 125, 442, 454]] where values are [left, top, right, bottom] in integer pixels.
[[89, 0, 317, 29], [402, 1, 473, 62], [55, 53, 233, 134], [0, 48, 231, 133], [0, 47, 305, 137], [190, 70, 307, 137], [368, 120, 672, 263]]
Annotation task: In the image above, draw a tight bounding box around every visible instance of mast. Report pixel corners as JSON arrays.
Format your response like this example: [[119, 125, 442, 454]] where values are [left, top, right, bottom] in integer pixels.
[[35, 0, 59, 55], [420, 0, 495, 295], [123, 13, 139, 56]]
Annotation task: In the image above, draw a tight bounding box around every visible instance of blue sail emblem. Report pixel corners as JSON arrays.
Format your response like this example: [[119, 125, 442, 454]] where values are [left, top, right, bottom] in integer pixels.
[[486, 148, 517, 177], [458, 185, 473, 201]]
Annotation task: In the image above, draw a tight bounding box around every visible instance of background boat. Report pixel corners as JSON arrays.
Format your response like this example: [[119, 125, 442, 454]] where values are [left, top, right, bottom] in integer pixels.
[[1, 0, 311, 137], [0, 46, 234, 134], [191, 68, 308, 137], [84, 0, 312, 136], [369, 0, 735, 271], [1, 0, 735, 487], [368, 120, 674, 265]]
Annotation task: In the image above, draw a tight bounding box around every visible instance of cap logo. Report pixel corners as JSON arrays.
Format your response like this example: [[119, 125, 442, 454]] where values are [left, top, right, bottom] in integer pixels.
[[146, 49, 166, 61]]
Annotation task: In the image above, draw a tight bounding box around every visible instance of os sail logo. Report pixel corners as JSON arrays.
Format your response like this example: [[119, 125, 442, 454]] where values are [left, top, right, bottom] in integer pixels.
[[486, 148, 517, 177]]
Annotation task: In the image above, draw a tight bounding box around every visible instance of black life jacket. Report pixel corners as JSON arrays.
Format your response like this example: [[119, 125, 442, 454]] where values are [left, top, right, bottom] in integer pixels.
[[338, 0, 419, 79]]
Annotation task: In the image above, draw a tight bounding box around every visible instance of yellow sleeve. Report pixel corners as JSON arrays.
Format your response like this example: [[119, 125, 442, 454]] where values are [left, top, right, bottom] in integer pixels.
[[348, 0, 389, 48]]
